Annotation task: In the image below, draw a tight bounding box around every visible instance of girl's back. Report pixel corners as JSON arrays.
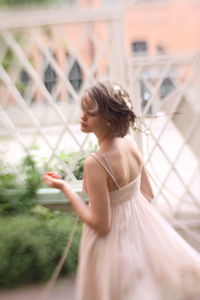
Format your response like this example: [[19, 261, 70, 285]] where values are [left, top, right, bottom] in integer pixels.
[[99, 135, 142, 191]]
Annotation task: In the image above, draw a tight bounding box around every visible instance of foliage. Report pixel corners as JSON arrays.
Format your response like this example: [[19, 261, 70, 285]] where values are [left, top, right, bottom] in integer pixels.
[[1, 47, 13, 71], [0, 154, 41, 216], [0, 145, 97, 288], [0, 144, 97, 215], [0, 212, 82, 288], [1, 35, 25, 72], [21, 154, 41, 197], [57, 151, 85, 180], [57, 143, 98, 180]]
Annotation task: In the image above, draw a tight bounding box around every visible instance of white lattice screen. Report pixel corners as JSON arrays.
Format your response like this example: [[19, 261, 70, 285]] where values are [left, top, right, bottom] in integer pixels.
[[0, 7, 200, 225], [129, 54, 200, 221], [0, 7, 125, 184]]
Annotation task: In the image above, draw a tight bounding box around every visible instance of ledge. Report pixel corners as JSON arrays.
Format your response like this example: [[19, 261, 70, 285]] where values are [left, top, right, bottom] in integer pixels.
[[36, 186, 88, 212]]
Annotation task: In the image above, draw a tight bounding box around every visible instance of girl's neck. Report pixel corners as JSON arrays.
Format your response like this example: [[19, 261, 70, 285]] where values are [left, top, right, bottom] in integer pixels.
[[98, 133, 110, 145], [97, 134, 120, 152], [94, 129, 109, 145]]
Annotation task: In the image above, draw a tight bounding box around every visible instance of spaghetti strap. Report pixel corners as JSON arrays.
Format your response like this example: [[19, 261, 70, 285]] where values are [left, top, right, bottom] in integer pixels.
[[90, 152, 120, 190]]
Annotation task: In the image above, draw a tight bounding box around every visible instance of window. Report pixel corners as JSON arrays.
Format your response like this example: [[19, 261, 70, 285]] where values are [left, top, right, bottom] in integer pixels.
[[43, 64, 57, 94], [159, 77, 175, 99], [131, 41, 148, 55], [68, 59, 83, 93], [156, 44, 166, 55], [140, 79, 152, 115]]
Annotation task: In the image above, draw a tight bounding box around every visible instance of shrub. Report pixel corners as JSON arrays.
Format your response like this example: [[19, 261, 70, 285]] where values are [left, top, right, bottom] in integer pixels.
[[0, 145, 97, 216], [0, 154, 41, 216], [57, 143, 98, 180], [0, 213, 82, 288]]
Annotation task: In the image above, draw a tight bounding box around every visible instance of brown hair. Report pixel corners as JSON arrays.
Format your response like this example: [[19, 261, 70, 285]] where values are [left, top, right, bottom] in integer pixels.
[[81, 81, 136, 137]]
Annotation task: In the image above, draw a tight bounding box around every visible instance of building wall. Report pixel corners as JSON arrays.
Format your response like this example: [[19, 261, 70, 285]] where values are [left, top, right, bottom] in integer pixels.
[[1, 0, 199, 104], [78, 0, 200, 56], [125, 0, 200, 56]]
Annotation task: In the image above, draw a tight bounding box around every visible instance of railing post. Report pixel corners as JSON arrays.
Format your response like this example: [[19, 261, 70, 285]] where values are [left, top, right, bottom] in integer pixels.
[[109, 9, 126, 85]]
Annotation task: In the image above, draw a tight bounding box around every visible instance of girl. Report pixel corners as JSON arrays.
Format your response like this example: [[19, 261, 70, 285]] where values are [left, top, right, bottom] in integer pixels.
[[44, 81, 200, 300]]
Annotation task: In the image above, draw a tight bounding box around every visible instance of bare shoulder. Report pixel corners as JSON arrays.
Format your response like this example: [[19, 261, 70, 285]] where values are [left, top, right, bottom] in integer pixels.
[[84, 154, 107, 177], [84, 154, 96, 167]]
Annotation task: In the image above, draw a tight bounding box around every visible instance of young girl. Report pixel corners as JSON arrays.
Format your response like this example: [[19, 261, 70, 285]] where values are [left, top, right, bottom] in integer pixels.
[[44, 81, 200, 300]]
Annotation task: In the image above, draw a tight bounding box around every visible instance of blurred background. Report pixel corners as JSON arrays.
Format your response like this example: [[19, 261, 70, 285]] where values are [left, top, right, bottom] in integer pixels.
[[0, 0, 200, 299]]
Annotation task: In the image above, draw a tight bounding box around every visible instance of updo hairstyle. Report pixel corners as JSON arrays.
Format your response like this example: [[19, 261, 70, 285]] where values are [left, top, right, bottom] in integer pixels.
[[81, 81, 136, 137]]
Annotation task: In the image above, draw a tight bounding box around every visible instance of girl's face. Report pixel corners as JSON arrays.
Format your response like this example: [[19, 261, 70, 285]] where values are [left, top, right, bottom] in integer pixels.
[[80, 96, 108, 134]]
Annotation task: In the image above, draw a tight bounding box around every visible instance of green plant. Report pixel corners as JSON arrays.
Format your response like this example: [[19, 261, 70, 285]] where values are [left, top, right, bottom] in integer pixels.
[[0, 34, 24, 72], [57, 143, 98, 180], [0, 144, 97, 215], [0, 212, 82, 288], [1, 47, 13, 71], [0, 154, 41, 216], [21, 154, 41, 198]]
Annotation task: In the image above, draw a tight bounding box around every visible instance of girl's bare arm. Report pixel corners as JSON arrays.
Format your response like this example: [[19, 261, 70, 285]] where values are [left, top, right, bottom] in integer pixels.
[[44, 156, 111, 236]]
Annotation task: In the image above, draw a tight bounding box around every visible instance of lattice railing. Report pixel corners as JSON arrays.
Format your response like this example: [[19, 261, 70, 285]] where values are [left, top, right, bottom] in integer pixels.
[[128, 54, 200, 219], [0, 7, 125, 184], [1, 7, 200, 223], [2, 6, 200, 295]]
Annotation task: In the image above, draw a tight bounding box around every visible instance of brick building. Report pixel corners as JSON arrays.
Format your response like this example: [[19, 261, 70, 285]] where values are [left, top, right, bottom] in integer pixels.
[[79, 0, 200, 56]]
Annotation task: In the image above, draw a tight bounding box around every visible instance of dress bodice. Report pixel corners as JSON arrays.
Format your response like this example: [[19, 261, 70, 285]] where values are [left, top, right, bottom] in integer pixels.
[[109, 174, 141, 208], [83, 152, 142, 208]]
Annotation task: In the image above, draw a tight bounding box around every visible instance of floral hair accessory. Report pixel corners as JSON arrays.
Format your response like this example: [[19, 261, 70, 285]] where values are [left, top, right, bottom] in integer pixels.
[[123, 96, 132, 110], [113, 84, 122, 96], [133, 118, 151, 135], [113, 84, 132, 110]]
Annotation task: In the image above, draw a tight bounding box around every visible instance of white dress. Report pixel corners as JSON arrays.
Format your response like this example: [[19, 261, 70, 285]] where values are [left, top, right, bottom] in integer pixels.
[[75, 152, 200, 300]]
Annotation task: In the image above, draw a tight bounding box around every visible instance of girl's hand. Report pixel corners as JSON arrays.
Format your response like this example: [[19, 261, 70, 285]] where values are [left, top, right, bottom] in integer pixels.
[[43, 172, 65, 190]]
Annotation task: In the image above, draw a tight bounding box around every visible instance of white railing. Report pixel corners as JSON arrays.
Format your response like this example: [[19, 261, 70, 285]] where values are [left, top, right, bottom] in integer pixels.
[[128, 54, 200, 221], [0, 6, 125, 183], [0, 6, 200, 225]]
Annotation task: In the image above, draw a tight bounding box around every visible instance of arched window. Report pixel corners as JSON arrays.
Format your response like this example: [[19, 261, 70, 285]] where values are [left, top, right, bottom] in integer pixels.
[[19, 69, 30, 96], [159, 77, 175, 99], [68, 59, 83, 92], [43, 64, 57, 94]]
